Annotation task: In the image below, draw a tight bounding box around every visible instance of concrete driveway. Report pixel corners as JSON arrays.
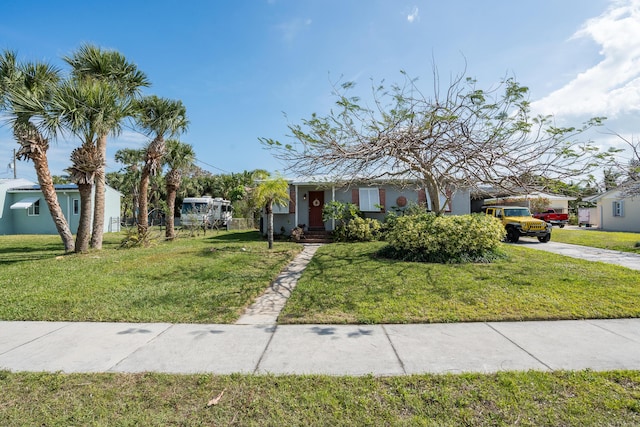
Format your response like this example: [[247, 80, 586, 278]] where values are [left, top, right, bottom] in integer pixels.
[[514, 238, 640, 271]]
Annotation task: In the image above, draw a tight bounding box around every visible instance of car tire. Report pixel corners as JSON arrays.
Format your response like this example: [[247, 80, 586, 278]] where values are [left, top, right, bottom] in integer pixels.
[[507, 228, 520, 243], [537, 233, 551, 243]]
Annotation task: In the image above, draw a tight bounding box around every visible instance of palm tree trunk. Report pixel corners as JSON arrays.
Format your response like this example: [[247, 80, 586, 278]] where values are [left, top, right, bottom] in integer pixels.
[[32, 152, 75, 253], [266, 202, 274, 250], [90, 134, 107, 249], [165, 184, 178, 240], [76, 183, 93, 253], [137, 168, 150, 237]]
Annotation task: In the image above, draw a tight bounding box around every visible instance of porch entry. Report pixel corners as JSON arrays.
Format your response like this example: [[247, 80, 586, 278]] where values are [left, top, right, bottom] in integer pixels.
[[308, 190, 324, 230]]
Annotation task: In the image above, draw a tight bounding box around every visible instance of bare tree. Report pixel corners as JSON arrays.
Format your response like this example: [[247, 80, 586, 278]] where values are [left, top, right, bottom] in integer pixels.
[[607, 131, 640, 196], [262, 69, 609, 213]]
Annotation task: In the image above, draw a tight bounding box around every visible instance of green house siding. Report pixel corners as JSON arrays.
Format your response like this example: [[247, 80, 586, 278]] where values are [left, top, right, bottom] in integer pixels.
[[1, 180, 121, 235]]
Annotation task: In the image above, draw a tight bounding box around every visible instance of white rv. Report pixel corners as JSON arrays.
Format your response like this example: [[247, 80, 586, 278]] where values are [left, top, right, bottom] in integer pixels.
[[180, 196, 232, 228]]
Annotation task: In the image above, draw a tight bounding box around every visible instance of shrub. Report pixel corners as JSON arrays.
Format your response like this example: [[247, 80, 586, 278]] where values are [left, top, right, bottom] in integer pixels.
[[322, 201, 381, 242], [337, 216, 382, 242], [322, 201, 362, 227], [380, 213, 506, 263]]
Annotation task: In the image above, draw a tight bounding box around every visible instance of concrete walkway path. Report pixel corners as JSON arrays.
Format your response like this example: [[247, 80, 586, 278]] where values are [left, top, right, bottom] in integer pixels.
[[2, 319, 640, 375], [236, 244, 321, 325], [514, 238, 640, 271]]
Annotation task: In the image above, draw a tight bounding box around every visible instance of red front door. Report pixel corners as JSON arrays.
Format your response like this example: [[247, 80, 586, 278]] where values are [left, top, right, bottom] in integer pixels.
[[308, 191, 324, 229]]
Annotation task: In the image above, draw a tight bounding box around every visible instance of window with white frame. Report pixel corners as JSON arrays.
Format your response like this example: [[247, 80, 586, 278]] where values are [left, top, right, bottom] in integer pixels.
[[358, 188, 380, 212], [272, 201, 290, 214], [73, 199, 80, 215], [28, 199, 40, 216], [613, 200, 624, 217]]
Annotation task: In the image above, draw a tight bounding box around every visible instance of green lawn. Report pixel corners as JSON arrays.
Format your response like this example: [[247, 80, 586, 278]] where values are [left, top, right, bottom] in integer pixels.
[[2, 233, 640, 424], [0, 230, 301, 323], [551, 227, 640, 253], [280, 242, 640, 324], [1, 370, 639, 426]]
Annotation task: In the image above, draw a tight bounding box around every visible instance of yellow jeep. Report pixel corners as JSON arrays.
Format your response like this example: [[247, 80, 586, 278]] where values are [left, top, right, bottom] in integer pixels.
[[484, 206, 552, 243]]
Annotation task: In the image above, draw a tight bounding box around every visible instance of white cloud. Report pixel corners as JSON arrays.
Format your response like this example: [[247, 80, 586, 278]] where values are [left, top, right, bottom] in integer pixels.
[[407, 7, 419, 23], [276, 18, 312, 44], [532, 0, 640, 118]]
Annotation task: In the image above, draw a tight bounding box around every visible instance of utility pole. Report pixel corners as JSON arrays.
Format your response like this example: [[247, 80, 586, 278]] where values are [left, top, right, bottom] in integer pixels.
[[12, 149, 17, 179]]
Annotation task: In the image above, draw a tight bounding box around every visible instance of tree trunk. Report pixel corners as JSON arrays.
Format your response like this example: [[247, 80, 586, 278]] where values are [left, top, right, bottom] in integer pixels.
[[266, 201, 274, 249], [137, 167, 150, 237], [76, 183, 93, 253], [422, 173, 442, 214], [32, 152, 75, 253], [165, 184, 178, 240], [90, 134, 107, 249]]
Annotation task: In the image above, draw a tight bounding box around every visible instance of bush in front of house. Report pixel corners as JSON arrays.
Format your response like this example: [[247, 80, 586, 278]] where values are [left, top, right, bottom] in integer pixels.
[[379, 213, 506, 263], [323, 201, 382, 242], [334, 216, 382, 242]]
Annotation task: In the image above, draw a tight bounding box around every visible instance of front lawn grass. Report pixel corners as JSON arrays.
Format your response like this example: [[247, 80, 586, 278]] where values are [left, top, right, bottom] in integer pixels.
[[280, 242, 640, 324], [0, 230, 301, 323], [1, 370, 639, 426], [551, 227, 640, 253]]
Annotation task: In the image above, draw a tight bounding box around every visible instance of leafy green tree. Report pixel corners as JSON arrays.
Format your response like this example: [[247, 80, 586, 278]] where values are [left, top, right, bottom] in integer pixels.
[[253, 176, 290, 249], [262, 69, 609, 214], [133, 95, 188, 239], [0, 51, 75, 252]]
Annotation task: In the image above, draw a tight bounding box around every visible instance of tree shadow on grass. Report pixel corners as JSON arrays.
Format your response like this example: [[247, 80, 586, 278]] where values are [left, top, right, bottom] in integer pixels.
[[205, 230, 263, 243], [0, 242, 68, 264]]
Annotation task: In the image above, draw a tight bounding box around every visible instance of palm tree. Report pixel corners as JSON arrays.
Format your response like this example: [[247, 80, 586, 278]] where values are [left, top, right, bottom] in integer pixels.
[[253, 176, 290, 249], [66, 144, 102, 253], [133, 95, 188, 238], [1, 52, 75, 252], [47, 77, 124, 252], [63, 44, 149, 249], [164, 139, 195, 240]]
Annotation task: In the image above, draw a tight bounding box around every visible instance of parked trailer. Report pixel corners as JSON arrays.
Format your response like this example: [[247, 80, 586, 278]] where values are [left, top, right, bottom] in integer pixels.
[[180, 197, 232, 228], [578, 207, 598, 228]]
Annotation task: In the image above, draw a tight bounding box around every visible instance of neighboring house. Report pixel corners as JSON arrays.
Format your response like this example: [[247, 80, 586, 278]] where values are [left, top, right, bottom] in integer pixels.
[[264, 176, 471, 235], [481, 191, 576, 213], [0, 178, 122, 235], [589, 187, 640, 233]]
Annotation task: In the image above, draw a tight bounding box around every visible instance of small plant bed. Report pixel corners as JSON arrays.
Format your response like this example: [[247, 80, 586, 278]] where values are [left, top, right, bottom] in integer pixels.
[[280, 242, 640, 324], [1, 370, 639, 426], [551, 228, 640, 253], [0, 231, 301, 323]]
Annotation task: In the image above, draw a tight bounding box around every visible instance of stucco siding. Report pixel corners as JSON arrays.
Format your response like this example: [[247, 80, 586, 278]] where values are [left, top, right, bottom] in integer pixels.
[[264, 182, 472, 236], [598, 194, 640, 232]]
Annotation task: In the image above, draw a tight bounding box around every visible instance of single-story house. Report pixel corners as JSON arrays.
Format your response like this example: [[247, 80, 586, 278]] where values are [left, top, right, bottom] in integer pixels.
[[264, 176, 471, 235], [587, 185, 640, 232], [0, 178, 121, 235]]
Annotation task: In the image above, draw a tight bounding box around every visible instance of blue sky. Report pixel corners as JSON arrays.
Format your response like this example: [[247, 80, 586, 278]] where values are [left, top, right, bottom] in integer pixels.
[[1, 0, 638, 182]]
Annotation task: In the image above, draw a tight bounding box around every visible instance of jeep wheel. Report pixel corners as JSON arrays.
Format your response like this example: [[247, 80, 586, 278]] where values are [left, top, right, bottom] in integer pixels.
[[507, 228, 520, 243], [537, 233, 551, 243], [559, 224, 565, 228]]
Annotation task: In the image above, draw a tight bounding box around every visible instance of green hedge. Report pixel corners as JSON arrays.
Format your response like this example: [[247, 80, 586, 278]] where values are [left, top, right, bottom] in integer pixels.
[[334, 216, 382, 242], [380, 213, 506, 263]]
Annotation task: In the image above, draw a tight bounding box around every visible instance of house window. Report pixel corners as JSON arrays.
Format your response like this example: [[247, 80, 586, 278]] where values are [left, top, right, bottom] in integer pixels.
[[613, 200, 624, 217], [358, 188, 380, 212], [28, 200, 40, 216], [73, 199, 80, 215], [272, 202, 290, 214]]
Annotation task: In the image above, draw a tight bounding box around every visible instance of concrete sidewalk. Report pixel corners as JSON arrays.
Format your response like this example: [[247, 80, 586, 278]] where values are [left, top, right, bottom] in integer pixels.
[[2, 319, 640, 375]]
